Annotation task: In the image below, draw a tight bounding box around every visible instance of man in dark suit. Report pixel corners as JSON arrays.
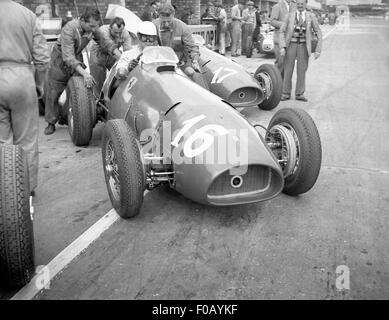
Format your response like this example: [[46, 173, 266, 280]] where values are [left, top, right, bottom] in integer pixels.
[[270, 0, 293, 72], [279, 0, 322, 101]]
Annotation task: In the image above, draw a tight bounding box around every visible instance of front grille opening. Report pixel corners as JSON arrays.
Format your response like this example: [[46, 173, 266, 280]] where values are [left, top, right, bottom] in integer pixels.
[[208, 165, 271, 196]]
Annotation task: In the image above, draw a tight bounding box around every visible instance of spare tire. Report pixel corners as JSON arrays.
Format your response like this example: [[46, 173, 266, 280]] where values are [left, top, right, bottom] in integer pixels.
[[0, 145, 35, 288], [254, 64, 282, 111], [67, 76, 95, 146]]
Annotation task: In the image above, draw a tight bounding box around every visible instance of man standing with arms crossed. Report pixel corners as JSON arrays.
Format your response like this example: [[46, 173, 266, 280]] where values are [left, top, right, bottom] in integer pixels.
[[270, 0, 293, 73], [0, 0, 50, 195]]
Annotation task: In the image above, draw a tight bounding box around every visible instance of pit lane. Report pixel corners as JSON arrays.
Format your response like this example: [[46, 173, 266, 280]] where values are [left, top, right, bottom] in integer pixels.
[[2, 19, 389, 299]]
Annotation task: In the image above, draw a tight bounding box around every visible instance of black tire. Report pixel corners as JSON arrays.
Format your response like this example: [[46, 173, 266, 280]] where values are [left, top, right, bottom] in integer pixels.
[[255, 64, 282, 111], [246, 36, 253, 58], [67, 76, 94, 146], [192, 72, 210, 91], [267, 108, 322, 195], [102, 120, 145, 218], [0, 145, 35, 288]]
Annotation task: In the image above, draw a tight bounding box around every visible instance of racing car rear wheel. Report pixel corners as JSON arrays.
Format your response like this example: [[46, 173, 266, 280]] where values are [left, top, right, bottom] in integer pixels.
[[255, 64, 282, 110], [267, 108, 322, 195], [0, 145, 35, 288], [246, 36, 253, 58], [67, 76, 95, 146], [102, 120, 145, 218]]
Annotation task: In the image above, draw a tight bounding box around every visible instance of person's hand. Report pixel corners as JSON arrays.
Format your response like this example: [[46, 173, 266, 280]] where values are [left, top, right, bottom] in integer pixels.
[[116, 67, 128, 80], [192, 60, 200, 72], [128, 59, 139, 71], [83, 73, 95, 88], [314, 52, 321, 59], [280, 48, 286, 56], [36, 85, 44, 99]]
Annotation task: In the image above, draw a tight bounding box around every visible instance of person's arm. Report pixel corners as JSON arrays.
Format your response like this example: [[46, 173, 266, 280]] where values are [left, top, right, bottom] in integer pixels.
[[182, 25, 200, 62], [311, 14, 322, 57], [31, 16, 50, 97], [242, 9, 249, 23], [122, 30, 133, 52], [231, 6, 242, 21], [61, 23, 83, 70], [270, 4, 282, 29], [279, 14, 289, 55]]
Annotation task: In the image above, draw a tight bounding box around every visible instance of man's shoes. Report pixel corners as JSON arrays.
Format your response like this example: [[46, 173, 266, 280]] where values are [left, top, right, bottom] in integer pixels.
[[281, 94, 291, 101], [30, 190, 35, 197], [296, 94, 308, 102], [44, 123, 56, 135]]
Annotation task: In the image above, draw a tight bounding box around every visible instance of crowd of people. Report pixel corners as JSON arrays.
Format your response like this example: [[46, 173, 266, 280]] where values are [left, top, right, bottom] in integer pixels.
[[0, 0, 323, 197]]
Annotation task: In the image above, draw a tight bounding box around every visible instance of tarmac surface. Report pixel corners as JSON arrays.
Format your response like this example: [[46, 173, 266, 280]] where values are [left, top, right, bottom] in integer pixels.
[[1, 18, 389, 300]]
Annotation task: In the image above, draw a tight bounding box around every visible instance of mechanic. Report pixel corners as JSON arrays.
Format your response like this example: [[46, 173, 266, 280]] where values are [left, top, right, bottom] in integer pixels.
[[141, 1, 161, 22], [252, 5, 262, 45], [242, 1, 257, 56], [44, 8, 101, 135], [0, 0, 50, 195], [230, 0, 243, 57], [89, 17, 133, 95], [214, 1, 227, 56], [279, 0, 322, 102], [152, 3, 201, 76], [116, 21, 158, 79], [270, 0, 294, 73]]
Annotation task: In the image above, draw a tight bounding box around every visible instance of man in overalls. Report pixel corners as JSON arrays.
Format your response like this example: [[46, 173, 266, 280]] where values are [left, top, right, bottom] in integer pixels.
[[0, 0, 50, 195], [44, 8, 101, 135], [152, 4, 201, 76]]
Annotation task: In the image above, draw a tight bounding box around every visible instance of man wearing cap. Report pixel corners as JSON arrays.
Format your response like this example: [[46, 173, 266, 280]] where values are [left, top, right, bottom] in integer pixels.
[[231, 0, 243, 57], [89, 17, 133, 95], [153, 4, 201, 75], [270, 0, 294, 73], [0, 0, 50, 195]]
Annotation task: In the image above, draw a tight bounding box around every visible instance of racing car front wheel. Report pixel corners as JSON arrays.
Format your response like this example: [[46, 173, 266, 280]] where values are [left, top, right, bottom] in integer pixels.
[[255, 64, 282, 110], [102, 120, 145, 218], [67, 76, 95, 147], [0, 145, 35, 288], [267, 108, 322, 195]]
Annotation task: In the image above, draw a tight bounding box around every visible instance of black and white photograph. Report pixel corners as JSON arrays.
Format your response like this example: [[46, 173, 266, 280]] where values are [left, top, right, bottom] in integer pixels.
[[0, 0, 388, 307]]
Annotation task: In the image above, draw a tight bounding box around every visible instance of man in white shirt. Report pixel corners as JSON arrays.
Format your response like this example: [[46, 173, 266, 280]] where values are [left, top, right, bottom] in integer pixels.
[[214, 1, 227, 55], [230, 0, 243, 57], [116, 21, 158, 79]]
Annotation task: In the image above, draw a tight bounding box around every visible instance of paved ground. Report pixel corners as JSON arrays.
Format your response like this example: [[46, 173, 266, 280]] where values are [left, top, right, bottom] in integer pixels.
[[2, 19, 389, 300]]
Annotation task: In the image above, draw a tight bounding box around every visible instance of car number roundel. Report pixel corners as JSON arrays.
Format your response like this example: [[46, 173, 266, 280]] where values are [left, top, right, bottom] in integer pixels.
[[171, 115, 228, 158]]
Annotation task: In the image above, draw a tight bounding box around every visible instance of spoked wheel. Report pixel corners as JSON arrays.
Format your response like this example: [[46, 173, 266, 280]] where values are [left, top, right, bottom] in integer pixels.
[[102, 120, 145, 218], [254, 64, 282, 110], [67, 76, 95, 146], [0, 145, 35, 288], [266, 108, 322, 195]]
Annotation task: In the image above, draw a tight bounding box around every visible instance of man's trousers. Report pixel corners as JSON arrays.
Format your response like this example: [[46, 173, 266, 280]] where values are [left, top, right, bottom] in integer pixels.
[[231, 21, 242, 56], [0, 65, 39, 191], [282, 42, 309, 96]]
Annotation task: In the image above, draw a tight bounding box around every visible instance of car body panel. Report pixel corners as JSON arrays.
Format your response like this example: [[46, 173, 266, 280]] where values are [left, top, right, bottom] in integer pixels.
[[103, 46, 284, 206]]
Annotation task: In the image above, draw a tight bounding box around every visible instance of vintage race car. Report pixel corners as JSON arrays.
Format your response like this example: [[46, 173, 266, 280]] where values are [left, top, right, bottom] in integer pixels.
[[67, 46, 322, 218], [192, 34, 281, 111]]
